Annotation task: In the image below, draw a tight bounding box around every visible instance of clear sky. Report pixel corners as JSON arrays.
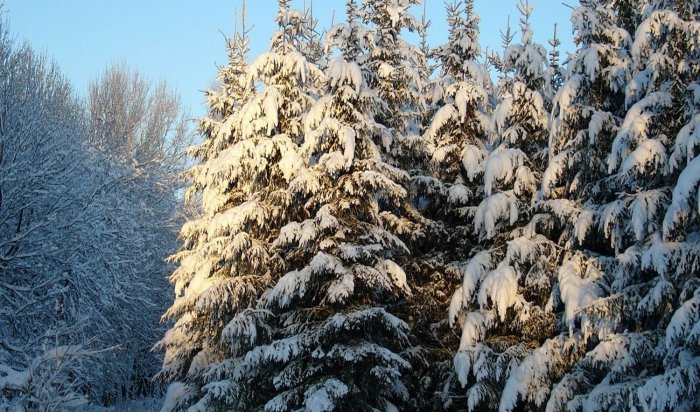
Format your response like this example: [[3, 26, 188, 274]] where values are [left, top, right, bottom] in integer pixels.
[[4, 0, 577, 119]]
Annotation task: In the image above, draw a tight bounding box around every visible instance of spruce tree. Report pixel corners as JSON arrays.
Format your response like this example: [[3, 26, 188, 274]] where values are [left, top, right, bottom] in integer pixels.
[[424, 0, 491, 219], [448, 2, 558, 409], [540, 0, 700, 409], [501, 1, 640, 410], [359, 0, 426, 166], [405, 2, 494, 408], [250, 10, 414, 411], [157, 2, 322, 409], [509, 0, 700, 409]]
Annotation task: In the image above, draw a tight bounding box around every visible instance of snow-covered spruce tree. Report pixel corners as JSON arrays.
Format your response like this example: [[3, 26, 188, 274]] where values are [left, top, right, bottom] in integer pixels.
[[358, 0, 426, 167], [401, 1, 493, 408], [231, 6, 414, 410], [494, 1, 641, 410], [421, 0, 491, 223], [271, 2, 325, 71], [448, 1, 560, 409], [543, 24, 565, 109], [534, 1, 700, 410], [354, 0, 434, 277], [335, 2, 450, 408], [156, 3, 322, 410]]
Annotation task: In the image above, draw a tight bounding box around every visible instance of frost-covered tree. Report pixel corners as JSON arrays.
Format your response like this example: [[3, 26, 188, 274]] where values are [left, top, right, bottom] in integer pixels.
[[0, 20, 98, 410], [0, 12, 181, 408], [448, 2, 560, 409], [87, 63, 192, 171], [156, 3, 322, 410], [85, 62, 192, 404]]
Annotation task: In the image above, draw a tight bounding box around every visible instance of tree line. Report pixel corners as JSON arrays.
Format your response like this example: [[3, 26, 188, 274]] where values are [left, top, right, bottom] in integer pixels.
[[160, 0, 700, 411]]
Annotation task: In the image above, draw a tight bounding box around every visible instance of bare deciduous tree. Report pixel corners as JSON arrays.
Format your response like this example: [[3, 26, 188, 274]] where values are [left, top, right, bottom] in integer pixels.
[[87, 63, 193, 171]]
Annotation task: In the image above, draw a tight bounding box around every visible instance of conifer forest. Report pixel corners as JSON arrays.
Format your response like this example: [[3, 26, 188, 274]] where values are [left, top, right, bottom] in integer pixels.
[[1, 0, 700, 411]]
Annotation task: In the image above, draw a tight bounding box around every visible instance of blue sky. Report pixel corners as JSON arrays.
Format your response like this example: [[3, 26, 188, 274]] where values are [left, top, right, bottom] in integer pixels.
[[4, 0, 577, 118]]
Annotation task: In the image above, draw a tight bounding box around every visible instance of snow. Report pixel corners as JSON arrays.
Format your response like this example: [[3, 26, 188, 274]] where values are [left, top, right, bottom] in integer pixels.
[[574, 210, 596, 245], [665, 292, 700, 350], [160, 383, 185, 412], [453, 347, 477, 388], [629, 190, 666, 241], [454, 82, 487, 118], [589, 111, 613, 145], [265, 267, 312, 309], [449, 287, 464, 327], [304, 379, 349, 412], [207, 201, 266, 239], [222, 309, 264, 348], [491, 96, 514, 136], [339, 243, 382, 261], [478, 265, 520, 321], [641, 234, 680, 276], [448, 183, 471, 205], [328, 58, 363, 96], [551, 75, 582, 134], [621, 138, 667, 175], [541, 151, 568, 197], [459, 311, 491, 350], [626, 69, 652, 107], [305, 96, 334, 135], [431, 144, 457, 165], [557, 259, 600, 336], [584, 379, 641, 412], [474, 192, 519, 238], [608, 91, 673, 173], [582, 45, 601, 81], [663, 155, 700, 237], [670, 114, 700, 172], [637, 276, 674, 317], [483, 149, 526, 196], [382, 259, 410, 295], [514, 166, 537, 199], [500, 337, 566, 412], [319, 151, 350, 175], [588, 333, 652, 374], [635, 357, 700, 412], [426, 105, 459, 139], [289, 169, 322, 197], [262, 87, 283, 135], [0, 364, 29, 391], [505, 236, 541, 265], [599, 200, 626, 251], [341, 126, 356, 169], [462, 144, 486, 181], [461, 251, 492, 310], [377, 62, 395, 79]]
